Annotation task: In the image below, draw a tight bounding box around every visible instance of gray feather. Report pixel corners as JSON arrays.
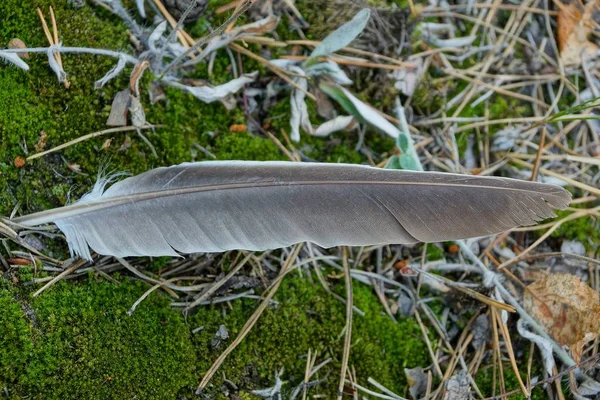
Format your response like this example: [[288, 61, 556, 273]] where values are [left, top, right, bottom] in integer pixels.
[[13, 161, 571, 260]]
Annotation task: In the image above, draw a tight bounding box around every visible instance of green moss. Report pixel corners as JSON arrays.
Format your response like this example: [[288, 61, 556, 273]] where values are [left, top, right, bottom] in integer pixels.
[[550, 209, 600, 251], [189, 275, 432, 397], [0, 287, 34, 387], [475, 365, 548, 400], [0, 272, 435, 399], [213, 131, 287, 160], [1, 277, 197, 399]]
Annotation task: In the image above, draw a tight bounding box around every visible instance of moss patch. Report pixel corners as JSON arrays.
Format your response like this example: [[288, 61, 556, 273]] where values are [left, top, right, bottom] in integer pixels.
[[189, 275, 432, 398], [0, 273, 433, 399], [0, 278, 197, 399]]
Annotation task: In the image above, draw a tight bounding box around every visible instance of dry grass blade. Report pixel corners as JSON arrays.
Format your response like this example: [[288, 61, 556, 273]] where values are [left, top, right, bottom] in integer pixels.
[[509, 158, 600, 196], [33, 258, 86, 297], [27, 126, 160, 161], [337, 247, 353, 400], [197, 243, 303, 392], [37, 7, 70, 88], [492, 308, 529, 397], [280, 55, 408, 70]]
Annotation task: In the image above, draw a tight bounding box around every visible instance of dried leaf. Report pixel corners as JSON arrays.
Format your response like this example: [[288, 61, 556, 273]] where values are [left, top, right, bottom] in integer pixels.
[[313, 115, 354, 137], [136, 0, 146, 18], [289, 66, 312, 141], [148, 20, 167, 52], [129, 95, 146, 128], [524, 273, 600, 362], [47, 45, 66, 83], [405, 367, 428, 399], [165, 72, 257, 103], [308, 8, 371, 63], [306, 61, 353, 85], [393, 57, 424, 96], [557, 1, 599, 66], [101, 138, 113, 150], [8, 38, 29, 59], [106, 89, 131, 127], [444, 372, 470, 400], [429, 35, 476, 48]]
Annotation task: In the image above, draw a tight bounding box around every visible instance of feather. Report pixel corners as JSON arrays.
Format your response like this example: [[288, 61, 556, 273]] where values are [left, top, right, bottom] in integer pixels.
[[12, 161, 571, 260]]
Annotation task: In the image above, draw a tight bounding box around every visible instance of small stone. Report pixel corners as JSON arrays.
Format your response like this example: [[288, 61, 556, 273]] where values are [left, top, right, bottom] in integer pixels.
[[14, 156, 25, 168], [8, 38, 29, 60]]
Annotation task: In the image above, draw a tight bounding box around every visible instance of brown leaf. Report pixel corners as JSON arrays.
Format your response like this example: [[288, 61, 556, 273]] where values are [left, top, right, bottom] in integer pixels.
[[557, 1, 599, 66], [524, 273, 600, 362], [8, 38, 29, 59]]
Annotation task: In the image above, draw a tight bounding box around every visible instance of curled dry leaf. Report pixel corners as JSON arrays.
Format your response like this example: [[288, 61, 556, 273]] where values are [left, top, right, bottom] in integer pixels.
[[106, 89, 131, 127], [8, 38, 29, 59], [524, 273, 600, 362], [557, 1, 599, 66]]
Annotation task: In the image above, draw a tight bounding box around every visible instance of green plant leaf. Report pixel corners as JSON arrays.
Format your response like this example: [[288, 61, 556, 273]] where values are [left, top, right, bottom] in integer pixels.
[[319, 82, 400, 138], [306, 8, 371, 65]]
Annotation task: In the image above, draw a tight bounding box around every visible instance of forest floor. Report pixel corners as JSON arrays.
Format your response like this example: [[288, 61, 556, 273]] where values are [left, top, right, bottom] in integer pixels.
[[0, 0, 599, 399]]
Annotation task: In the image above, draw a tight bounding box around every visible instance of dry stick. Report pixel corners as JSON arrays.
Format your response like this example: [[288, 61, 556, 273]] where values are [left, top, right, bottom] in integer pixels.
[[229, 42, 317, 101], [337, 247, 353, 400], [48, 7, 62, 67], [27, 125, 160, 161], [33, 258, 86, 297], [183, 253, 253, 311], [414, 309, 443, 377], [499, 206, 600, 272], [197, 244, 303, 392], [216, 0, 240, 14]]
